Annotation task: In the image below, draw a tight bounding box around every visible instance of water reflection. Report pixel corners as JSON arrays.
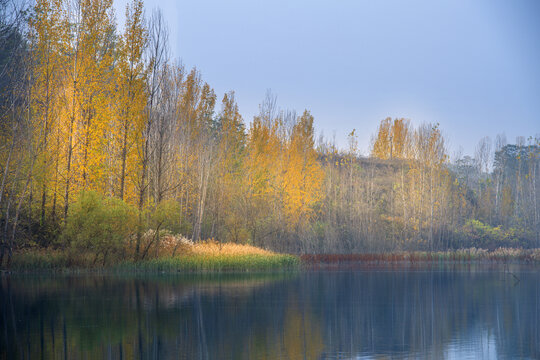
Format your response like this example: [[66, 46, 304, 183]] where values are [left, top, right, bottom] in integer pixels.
[[1, 267, 539, 359]]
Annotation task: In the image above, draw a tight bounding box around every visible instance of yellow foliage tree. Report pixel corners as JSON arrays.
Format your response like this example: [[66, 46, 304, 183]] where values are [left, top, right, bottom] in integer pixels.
[[372, 117, 411, 159], [245, 111, 282, 244], [61, 0, 116, 217], [28, 0, 66, 222], [114, 0, 148, 203], [282, 110, 323, 229]]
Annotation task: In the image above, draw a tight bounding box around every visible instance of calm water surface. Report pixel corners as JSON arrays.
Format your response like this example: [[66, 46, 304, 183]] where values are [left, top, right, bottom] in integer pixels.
[[1, 265, 539, 359]]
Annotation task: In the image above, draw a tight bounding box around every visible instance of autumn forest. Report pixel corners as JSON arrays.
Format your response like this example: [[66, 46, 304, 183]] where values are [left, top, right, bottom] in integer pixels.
[[0, 0, 539, 267]]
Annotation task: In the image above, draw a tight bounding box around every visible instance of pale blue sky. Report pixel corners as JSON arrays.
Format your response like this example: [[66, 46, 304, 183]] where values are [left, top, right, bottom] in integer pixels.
[[117, 0, 540, 156]]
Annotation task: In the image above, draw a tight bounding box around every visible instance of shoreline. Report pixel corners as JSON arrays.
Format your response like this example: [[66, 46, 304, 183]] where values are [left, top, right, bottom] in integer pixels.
[[4, 247, 540, 273]]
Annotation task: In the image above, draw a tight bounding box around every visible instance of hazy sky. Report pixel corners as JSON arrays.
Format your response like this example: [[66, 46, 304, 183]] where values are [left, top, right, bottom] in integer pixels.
[[116, 0, 540, 156]]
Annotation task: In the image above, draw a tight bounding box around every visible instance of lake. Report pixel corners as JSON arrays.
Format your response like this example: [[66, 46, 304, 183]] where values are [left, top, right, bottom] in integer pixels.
[[1, 265, 539, 359]]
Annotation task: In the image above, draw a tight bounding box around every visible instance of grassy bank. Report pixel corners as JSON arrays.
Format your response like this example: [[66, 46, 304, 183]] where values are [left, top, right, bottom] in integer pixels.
[[7, 241, 299, 272], [116, 254, 298, 272]]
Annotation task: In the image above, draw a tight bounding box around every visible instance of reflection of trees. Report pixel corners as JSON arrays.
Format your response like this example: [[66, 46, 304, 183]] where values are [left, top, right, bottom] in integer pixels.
[[242, 301, 324, 360], [1, 270, 539, 359], [282, 305, 323, 360], [301, 270, 540, 358], [0, 274, 298, 359]]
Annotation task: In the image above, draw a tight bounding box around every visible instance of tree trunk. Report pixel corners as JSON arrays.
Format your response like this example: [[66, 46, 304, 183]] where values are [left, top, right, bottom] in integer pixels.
[[119, 118, 129, 200], [63, 115, 74, 222], [64, 75, 77, 222], [193, 153, 211, 242]]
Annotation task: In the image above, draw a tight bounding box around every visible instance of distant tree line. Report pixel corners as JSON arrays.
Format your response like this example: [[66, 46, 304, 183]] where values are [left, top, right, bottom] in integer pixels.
[[0, 0, 538, 265]]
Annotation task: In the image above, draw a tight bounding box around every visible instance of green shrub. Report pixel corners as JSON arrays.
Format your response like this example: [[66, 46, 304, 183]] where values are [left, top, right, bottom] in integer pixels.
[[63, 191, 137, 264], [150, 199, 191, 234], [460, 219, 521, 249]]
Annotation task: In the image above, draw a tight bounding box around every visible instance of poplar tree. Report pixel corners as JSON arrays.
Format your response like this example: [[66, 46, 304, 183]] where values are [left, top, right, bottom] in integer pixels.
[[115, 0, 148, 203]]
